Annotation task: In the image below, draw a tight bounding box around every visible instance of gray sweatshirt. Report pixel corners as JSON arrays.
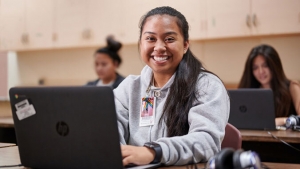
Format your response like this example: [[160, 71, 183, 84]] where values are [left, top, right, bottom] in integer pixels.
[[114, 65, 230, 165]]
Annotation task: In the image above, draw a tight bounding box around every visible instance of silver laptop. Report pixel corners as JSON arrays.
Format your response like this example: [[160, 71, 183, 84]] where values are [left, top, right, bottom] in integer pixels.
[[9, 86, 160, 169], [228, 89, 276, 130]]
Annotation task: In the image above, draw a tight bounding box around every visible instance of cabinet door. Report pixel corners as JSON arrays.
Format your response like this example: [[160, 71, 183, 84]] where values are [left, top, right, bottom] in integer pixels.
[[252, 0, 300, 35], [89, 0, 128, 45], [118, 0, 158, 44], [25, 0, 53, 50], [0, 0, 53, 51], [118, 0, 208, 43], [206, 0, 251, 38], [0, 0, 25, 51], [167, 0, 207, 40], [54, 0, 88, 48]]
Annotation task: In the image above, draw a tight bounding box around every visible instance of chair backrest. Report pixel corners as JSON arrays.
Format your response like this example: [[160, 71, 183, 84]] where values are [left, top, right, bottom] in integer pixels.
[[221, 123, 242, 150]]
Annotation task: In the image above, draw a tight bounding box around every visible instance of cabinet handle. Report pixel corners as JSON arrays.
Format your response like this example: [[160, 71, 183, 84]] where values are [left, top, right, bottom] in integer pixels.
[[252, 14, 257, 27], [21, 33, 29, 44], [82, 29, 91, 39], [246, 14, 251, 27], [52, 33, 57, 41]]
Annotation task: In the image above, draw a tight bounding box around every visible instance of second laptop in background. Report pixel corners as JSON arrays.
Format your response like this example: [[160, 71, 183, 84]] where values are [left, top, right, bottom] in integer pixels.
[[228, 89, 276, 130]]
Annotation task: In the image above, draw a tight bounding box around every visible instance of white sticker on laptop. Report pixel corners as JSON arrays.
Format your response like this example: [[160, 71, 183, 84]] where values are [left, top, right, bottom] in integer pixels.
[[15, 99, 30, 110], [15, 99, 36, 120]]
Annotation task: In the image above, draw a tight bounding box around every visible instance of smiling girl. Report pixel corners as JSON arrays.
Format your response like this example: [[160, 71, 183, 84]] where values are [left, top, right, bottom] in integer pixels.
[[113, 6, 229, 166]]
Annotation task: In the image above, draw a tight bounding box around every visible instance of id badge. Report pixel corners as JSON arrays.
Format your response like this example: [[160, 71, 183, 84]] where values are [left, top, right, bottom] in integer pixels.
[[139, 97, 156, 126]]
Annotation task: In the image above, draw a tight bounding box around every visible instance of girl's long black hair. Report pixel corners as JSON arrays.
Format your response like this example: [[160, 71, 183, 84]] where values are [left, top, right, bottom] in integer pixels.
[[238, 44, 293, 117]]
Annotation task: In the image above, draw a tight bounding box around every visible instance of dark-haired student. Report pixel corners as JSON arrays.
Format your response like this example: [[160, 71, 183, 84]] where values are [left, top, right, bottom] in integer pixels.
[[239, 44, 300, 126], [86, 35, 125, 89], [113, 6, 229, 166]]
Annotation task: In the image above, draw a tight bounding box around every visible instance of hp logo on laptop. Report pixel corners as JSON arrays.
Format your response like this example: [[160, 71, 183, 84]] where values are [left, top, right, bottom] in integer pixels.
[[239, 105, 247, 113], [56, 121, 69, 136]]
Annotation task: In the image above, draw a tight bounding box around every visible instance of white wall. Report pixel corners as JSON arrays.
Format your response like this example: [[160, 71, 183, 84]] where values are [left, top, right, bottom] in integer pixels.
[[13, 35, 300, 87], [7, 51, 20, 92], [16, 44, 144, 86], [0, 52, 8, 97], [200, 35, 300, 84]]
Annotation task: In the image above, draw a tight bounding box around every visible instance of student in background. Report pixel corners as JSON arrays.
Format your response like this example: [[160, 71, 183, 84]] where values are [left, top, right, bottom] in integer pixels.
[[114, 6, 229, 166], [238, 44, 300, 126], [86, 35, 125, 89]]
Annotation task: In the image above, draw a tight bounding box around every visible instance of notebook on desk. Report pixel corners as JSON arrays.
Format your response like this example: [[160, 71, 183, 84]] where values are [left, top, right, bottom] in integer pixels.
[[228, 89, 277, 130], [9, 86, 160, 169]]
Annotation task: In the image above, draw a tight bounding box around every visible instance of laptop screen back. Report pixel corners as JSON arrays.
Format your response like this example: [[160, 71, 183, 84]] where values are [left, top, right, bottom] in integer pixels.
[[9, 86, 123, 169], [228, 89, 276, 130]]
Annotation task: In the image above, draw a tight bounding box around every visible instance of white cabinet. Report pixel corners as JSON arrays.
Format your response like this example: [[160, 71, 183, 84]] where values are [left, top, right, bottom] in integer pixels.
[[252, 0, 300, 35], [117, 0, 152, 44], [206, 0, 300, 39], [0, 0, 53, 51], [117, 0, 208, 42], [26, 0, 53, 50], [54, 0, 88, 48], [88, 0, 124, 45], [0, 0, 209, 50], [1, 0, 299, 51], [206, 0, 251, 38], [170, 0, 207, 40], [0, 0, 26, 51]]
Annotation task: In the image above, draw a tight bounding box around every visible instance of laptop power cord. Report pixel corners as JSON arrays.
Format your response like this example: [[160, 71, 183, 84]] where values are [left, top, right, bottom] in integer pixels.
[[267, 131, 300, 152]]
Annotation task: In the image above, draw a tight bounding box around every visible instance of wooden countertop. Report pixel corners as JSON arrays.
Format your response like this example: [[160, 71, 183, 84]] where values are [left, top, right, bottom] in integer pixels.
[[2, 117, 300, 144], [0, 142, 15, 148], [1, 146, 300, 169], [240, 129, 300, 143], [0, 116, 14, 128], [160, 162, 300, 169]]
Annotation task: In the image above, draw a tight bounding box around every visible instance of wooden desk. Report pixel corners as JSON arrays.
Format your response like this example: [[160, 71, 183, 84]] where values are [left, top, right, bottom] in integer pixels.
[[240, 129, 300, 143], [160, 163, 300, 169], [2, 121, 300, 165], [240, 129, 300, 164], [0, 146, 23, 169], [0, 142, 15, 148], [0, 117, 16, 143], [1, 146, 300, 169], [0, 116, 14, 128]]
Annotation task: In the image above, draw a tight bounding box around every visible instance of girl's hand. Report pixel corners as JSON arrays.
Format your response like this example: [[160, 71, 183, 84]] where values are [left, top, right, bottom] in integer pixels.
[[121, 145, 155, 166], [275, 117, 287, 126]]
